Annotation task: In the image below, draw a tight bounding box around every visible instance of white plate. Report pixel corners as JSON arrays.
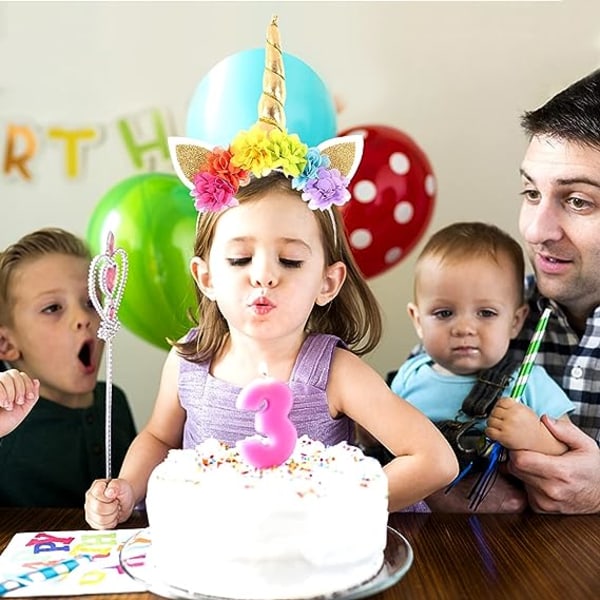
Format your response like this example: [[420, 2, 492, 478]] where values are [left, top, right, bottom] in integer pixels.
[[119, 526, 413, 600]]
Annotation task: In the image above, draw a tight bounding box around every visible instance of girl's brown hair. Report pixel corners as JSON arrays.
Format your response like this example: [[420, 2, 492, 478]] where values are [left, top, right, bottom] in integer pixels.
[[173, 173, 382, 361]]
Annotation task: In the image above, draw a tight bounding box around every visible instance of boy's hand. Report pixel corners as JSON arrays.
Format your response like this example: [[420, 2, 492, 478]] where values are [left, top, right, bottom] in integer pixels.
[[85, 478, 135, 530], [0, 369, 40, 436]]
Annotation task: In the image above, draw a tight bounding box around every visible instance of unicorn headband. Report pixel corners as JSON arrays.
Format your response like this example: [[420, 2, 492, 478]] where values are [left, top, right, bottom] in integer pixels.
[[168, 16, 363, 217]]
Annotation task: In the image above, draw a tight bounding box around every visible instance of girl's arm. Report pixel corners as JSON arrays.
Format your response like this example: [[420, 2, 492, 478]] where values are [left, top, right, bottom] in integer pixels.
[[328, 348, 459, 512], [85, 349, 186, 529]]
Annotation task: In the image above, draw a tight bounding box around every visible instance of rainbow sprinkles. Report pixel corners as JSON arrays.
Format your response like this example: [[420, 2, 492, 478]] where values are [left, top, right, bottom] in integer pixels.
[[169, 16, 363, 214]]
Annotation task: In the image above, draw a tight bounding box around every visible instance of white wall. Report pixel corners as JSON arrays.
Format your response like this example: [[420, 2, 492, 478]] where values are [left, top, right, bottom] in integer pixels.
[[1, 0, 599, 429]]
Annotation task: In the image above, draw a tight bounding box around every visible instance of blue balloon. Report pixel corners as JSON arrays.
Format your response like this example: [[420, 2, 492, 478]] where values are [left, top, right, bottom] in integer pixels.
[[186, 48, 337, 148]]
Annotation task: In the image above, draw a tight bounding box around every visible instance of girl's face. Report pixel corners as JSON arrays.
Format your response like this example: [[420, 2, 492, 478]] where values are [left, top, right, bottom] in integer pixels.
[[408, 254, 528, 375], [191, 190, 345, 345]]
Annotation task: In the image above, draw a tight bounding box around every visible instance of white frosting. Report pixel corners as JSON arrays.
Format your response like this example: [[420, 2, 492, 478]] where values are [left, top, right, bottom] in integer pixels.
[[146, 435, 389, 599]]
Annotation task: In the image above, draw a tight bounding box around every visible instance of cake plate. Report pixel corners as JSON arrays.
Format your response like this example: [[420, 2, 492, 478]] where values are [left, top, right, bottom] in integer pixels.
[[119, 526, 413, 600]]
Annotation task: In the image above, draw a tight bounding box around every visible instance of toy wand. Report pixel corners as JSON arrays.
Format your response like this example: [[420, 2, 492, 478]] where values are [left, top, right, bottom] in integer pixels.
[[88, 232, 128, 479]]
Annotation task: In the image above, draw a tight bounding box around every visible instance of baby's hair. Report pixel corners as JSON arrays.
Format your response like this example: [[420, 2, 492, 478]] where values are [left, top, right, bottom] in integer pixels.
[[414, 221, 525, 302], [174, 172, 382, 361], [0, 227, 90, 324]]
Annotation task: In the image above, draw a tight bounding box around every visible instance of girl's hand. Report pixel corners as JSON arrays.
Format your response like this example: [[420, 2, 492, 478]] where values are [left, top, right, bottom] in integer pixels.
[[85, 478, 136, 530]]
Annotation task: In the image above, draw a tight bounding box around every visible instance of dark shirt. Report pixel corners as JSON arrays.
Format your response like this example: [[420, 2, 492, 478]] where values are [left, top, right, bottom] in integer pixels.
[[0, 382, 136, 507]]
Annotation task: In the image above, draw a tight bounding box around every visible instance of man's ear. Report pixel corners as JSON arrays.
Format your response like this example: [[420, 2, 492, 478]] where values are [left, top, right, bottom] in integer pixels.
[[407, 302, 424, 339], [511, 303, 530, 339], [0, 326, 20, 361], [316, 262, 347, 306], [190, 257, 216, 301]]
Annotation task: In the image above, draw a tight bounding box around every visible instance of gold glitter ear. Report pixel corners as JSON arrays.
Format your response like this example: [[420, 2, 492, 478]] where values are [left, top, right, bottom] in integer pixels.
[[168, 137, 214, 190], [317, 135, 364, 181]]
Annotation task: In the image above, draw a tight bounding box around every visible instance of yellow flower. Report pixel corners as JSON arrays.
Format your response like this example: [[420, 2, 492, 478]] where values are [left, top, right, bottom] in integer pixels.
[[268, 130, 308, 177], [230, 126, 272, 176]]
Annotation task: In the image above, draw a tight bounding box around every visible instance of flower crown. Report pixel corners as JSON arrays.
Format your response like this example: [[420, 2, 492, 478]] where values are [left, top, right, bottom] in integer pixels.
[[169, 16, 363, 215]]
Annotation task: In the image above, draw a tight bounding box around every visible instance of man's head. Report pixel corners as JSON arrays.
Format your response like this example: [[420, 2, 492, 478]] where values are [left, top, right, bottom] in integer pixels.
[[519, 69, 600, 331]]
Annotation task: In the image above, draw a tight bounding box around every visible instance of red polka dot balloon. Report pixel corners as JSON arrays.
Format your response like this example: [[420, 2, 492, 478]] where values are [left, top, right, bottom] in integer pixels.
[[339, 124, 436, 279]]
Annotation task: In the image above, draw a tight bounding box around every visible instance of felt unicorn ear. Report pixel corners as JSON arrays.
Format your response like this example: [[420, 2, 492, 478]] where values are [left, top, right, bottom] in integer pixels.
[[168, 137, 215, 191], [317, 135, 364, 182]]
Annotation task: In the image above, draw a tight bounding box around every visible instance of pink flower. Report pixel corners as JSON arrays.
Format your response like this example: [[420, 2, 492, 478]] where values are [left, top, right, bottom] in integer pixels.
[[191, 171, 238, 213]]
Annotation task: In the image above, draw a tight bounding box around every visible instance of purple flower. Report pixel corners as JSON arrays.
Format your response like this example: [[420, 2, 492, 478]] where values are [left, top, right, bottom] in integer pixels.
[[191, 171, 238, 213], [301, 167, 350, 211], [292, 148, 330, 190]]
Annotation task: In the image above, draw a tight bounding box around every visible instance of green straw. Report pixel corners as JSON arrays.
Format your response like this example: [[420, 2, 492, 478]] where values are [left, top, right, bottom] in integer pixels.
[[509, 307, 552, 401]]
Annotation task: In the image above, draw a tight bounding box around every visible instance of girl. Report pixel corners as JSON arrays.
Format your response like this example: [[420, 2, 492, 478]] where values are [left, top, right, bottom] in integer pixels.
[[84, 170, 457, 528], [84, 16, 457, 529]]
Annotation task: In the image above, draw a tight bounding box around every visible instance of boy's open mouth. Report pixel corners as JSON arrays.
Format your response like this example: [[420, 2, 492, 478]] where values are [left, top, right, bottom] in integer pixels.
[[78, 341, 92, 367]]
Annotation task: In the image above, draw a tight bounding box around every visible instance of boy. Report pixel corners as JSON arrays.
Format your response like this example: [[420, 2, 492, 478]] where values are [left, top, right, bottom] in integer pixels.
[[0, 228, 136, 507]]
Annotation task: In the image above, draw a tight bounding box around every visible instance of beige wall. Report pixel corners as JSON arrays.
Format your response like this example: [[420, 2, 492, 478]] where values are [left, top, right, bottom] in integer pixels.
[[2, 0, 599, 428]]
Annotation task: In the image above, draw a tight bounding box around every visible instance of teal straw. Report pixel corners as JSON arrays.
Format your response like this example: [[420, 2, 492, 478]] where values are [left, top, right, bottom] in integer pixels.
[[509, 307, 552, 402]]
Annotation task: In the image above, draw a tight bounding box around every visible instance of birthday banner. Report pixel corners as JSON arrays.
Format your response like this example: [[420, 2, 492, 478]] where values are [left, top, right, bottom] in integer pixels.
[[0, 529, 147, 597], [1, 108, 173, 181]]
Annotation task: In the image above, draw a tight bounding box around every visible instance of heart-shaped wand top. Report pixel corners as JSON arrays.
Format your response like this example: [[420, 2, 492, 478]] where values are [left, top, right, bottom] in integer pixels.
[[88, 232, 129, 341]]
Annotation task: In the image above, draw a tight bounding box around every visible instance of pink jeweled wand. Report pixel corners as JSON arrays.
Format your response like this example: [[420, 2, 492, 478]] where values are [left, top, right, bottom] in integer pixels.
[[87, 231, 128, 479]]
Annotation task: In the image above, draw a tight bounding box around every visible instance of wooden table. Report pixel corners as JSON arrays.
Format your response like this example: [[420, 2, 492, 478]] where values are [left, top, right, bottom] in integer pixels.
[[1, 507, 599, 599]]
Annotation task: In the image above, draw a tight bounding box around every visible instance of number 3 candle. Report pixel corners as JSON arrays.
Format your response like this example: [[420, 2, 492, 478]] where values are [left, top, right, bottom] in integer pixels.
[[236, 363, 298, 469]]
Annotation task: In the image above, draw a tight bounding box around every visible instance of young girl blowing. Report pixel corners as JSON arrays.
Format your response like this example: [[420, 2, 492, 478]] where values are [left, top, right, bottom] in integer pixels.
[[84, 17, 457, 529]]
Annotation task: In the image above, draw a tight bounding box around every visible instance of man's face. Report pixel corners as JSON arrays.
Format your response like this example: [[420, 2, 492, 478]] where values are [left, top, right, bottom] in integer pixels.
[[519, 135, 600, 325]]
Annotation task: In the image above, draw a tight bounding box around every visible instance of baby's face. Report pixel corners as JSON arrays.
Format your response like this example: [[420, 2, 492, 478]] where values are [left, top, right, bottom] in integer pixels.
[[4, 253, 102, 400], [408, 254, 527, 375]]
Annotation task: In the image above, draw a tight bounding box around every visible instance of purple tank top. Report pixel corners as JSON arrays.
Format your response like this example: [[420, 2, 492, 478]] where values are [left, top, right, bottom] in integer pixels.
[[178, 333, 354, 449]]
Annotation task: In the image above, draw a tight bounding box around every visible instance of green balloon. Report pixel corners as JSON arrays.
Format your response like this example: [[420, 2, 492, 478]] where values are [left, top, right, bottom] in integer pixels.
[[86, 173, 198, 350]]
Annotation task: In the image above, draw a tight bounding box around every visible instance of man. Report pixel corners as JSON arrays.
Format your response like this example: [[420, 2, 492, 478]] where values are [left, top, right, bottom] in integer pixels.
[[507, 68, 600, 514], [426, 69, 600, 514]]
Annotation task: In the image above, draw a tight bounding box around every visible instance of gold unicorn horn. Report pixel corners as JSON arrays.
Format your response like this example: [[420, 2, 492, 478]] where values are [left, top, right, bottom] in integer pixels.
[[257, 15, 286, 132]]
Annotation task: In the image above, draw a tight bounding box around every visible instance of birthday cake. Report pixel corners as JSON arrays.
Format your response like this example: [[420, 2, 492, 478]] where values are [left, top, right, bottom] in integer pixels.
[[145, 435, 389, 599]]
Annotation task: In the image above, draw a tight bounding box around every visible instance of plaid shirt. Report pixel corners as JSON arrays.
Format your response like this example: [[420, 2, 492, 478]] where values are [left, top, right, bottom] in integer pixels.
[[509, 276, 600, 443]]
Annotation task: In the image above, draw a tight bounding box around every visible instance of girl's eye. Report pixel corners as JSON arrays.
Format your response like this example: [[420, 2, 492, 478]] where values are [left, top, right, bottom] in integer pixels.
[[280, 259, 302, 269], [227, 257, 251, 267]]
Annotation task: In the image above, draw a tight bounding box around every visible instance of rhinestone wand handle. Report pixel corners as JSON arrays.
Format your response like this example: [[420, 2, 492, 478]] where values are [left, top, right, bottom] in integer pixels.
[[87, 232, 128, 479]]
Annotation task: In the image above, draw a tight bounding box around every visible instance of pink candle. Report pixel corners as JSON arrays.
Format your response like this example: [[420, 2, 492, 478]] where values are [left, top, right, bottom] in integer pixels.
[[236, 365, 298, 469]]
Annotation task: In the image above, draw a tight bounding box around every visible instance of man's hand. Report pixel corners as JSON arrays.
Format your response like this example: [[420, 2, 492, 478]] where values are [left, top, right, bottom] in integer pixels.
[[508, 415, 600, 513]]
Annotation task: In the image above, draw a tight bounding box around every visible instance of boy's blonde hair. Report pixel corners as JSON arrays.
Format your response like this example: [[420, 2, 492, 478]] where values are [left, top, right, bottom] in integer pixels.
[[0, 227, 90, 325], [414, 221, 525, 302], [174, 172, 382, 361]]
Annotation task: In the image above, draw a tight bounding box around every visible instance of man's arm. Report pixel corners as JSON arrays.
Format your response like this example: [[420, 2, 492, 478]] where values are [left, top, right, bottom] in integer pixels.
[[508, 415, 600, 513]]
